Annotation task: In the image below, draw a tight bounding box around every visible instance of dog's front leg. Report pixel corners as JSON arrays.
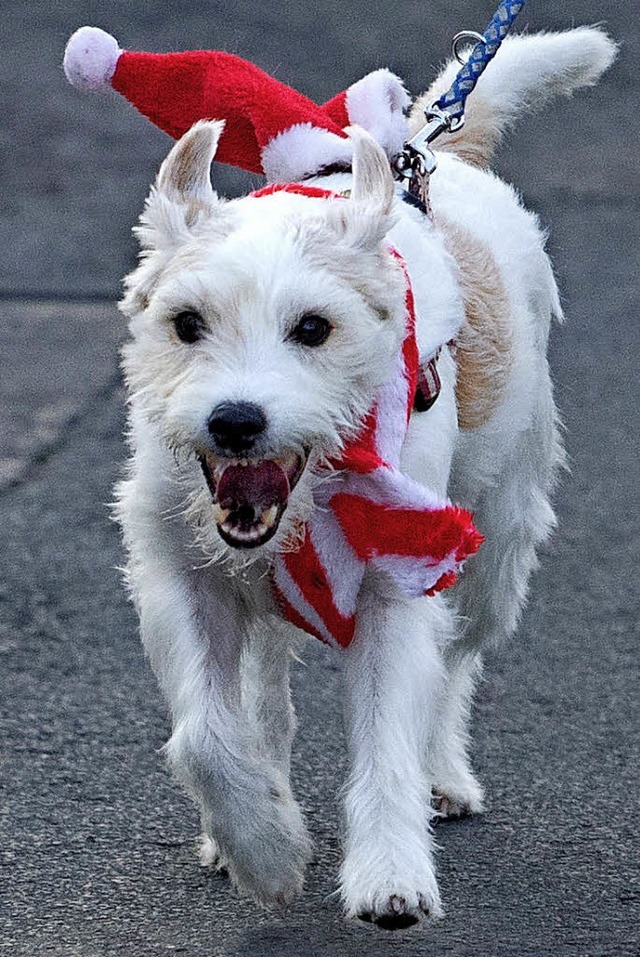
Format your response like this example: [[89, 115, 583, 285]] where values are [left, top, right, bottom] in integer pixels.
[[129, 539, 311, 907], [240, 620, 299, 779], [339, 577, 445, 927]]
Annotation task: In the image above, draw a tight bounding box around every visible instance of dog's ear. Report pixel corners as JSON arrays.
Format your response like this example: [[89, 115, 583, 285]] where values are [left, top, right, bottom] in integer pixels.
[[156, 119, 224, 208], [327, 126, 396, 249], [349, 125, 395, 214], [136, 120, 226, 249]]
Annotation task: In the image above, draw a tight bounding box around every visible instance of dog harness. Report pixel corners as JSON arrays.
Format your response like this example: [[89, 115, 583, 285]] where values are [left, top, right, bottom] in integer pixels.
[[262, 184, 482, 649]]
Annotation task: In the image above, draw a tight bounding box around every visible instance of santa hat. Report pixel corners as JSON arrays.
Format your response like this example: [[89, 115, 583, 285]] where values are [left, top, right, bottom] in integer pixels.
[[63, 26, 410, 183]]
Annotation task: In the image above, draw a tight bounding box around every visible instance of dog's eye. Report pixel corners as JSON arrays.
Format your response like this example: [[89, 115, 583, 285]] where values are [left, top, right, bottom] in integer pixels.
[[289, 314, 332, 347], [172, 310, 206, 344]]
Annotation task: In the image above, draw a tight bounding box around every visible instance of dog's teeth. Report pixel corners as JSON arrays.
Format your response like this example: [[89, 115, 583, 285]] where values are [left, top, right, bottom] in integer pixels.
[[221, 522, 267, 543], [206, 455, 226, 482], [239, 458, 249, 467], [261, 505, 279, 529], [212, 503, 231, 524]]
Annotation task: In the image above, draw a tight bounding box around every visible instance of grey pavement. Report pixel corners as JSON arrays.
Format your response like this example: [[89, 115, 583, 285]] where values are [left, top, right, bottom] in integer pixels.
[[1, 1, 638, 955]]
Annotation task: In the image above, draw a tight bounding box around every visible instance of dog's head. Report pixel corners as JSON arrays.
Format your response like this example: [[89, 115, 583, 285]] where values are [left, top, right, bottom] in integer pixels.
[[121, 121, 407, 557]]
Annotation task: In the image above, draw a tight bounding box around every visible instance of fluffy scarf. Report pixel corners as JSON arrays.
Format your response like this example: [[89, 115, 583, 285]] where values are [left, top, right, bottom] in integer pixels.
[[265, 187, 482, 648]]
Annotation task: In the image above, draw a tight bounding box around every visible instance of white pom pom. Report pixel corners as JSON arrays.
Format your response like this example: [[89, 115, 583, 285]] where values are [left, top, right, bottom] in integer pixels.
[[64, 26, 122, 92]]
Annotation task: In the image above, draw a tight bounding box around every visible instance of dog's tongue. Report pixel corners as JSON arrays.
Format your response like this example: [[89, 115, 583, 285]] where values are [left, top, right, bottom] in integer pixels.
[[217, 460, 290, 509]]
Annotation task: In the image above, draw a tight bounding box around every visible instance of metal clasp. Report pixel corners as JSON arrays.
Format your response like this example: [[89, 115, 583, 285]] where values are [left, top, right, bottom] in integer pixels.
[[408, 104, 464, 156], [392, 105, 464, 202], [392, 31, 480, 209]]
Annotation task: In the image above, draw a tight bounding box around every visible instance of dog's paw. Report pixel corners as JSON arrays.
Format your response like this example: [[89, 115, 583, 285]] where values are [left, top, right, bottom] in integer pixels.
[[198, 833, 228, 874], [342, 861, 443, 929], [221, 791, 312, 909], [228, 827, 311, 908], [431, 773, 485, 822], [357, 890, 442, 930]]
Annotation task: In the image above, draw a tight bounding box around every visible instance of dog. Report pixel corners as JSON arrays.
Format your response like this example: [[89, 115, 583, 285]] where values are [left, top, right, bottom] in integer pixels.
[[111, 27, 615, 927]]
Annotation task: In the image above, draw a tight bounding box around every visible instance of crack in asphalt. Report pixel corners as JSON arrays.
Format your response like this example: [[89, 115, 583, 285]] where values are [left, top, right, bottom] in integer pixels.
[[0, 367, 123, 495]]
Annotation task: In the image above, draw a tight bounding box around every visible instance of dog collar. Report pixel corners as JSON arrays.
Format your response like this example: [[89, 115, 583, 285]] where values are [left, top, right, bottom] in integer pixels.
[[250, 182, 345, 201]]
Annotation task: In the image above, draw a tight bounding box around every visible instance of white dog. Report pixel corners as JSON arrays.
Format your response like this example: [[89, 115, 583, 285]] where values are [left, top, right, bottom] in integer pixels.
[[113, 29, 615, 927]]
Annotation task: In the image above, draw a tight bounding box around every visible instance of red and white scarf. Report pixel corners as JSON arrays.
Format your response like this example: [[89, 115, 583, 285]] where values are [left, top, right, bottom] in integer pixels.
[[264, 186, 483, 647]]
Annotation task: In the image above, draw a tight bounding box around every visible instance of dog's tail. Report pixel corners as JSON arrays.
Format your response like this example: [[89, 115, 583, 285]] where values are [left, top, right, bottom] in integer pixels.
[[409, 27, 617, 168]]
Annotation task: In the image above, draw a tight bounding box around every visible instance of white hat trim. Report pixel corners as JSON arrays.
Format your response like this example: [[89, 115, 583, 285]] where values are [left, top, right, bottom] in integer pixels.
[[345, 69, 410, 158], [261, 122, 353, 183]]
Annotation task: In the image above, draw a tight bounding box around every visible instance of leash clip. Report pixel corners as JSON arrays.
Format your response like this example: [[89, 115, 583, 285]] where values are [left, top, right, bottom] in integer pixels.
[[393, 106, 463, 212], [410, 104, 465, 153], [394, 106, 463, 179]]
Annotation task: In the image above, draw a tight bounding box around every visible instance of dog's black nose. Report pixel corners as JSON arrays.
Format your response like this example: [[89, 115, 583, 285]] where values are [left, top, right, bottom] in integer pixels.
[[207, 401, 267, 454]]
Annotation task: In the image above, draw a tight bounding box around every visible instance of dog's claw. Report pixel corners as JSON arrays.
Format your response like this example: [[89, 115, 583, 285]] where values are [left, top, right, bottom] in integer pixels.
[[357, 892, 435, 930], [374, 895, 420, 930], [432, 790, 477, 821], [198, 833, 229, 875]]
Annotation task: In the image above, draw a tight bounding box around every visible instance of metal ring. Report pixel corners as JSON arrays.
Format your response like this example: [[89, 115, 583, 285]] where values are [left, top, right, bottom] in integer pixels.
[[447, 113, 465, 133], [452, 30, 485, 64]]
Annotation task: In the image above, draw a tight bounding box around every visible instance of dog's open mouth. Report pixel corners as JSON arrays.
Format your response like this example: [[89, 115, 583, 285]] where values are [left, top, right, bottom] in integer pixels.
[[200, 451, 307, 548]]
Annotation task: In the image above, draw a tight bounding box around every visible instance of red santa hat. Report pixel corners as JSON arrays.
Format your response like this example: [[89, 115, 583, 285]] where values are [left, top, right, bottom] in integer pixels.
[[63, 26, 410, 183]]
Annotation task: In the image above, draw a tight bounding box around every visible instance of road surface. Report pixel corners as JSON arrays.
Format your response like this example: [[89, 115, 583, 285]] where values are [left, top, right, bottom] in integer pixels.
[[1, 2, 638, 954]]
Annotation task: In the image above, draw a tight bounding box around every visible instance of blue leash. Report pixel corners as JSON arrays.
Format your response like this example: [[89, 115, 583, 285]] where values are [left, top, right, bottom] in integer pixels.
[[394, 0, 527, 212], [435, 0, 527, 119]]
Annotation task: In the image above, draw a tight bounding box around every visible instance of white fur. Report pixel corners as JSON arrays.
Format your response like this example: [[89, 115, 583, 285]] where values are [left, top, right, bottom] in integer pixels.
[[64, 27, 122, 92], [113, 28, 614, 927]]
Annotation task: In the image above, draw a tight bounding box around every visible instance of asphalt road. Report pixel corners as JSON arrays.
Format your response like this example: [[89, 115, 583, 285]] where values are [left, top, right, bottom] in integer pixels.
[[1, 2, 638, 955]]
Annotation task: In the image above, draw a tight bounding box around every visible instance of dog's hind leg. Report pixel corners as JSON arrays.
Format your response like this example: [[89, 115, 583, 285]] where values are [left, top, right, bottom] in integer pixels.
[[452, 391, 563, 653], [428, 422, 560, 820], [428, 647, 485, 819], [339, 578, 451, 927]]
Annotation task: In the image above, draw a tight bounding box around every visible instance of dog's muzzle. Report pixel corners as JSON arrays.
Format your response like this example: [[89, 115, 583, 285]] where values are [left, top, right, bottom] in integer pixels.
[[199, 451, 307, 548]]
